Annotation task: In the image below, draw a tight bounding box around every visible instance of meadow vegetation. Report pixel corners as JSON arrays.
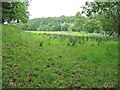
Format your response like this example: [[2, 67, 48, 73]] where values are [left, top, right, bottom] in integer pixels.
[[2, 25, 118, 88], [2, 1, 119, 88]]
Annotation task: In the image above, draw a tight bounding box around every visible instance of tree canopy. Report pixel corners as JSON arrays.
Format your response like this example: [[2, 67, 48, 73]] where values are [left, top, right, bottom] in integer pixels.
[[82, 1, 120, 37], [2, 1, 29, 24]]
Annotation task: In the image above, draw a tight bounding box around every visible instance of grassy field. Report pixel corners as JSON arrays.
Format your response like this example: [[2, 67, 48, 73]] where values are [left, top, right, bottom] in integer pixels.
[[2, 25, 118, 88]]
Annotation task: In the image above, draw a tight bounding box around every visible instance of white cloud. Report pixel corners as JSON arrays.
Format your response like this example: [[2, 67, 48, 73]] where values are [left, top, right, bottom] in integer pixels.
[[28, 0, 92, 19]]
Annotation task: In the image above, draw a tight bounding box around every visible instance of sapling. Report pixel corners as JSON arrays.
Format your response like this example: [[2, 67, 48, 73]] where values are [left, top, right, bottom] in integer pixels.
[[48, 37, 51, 45], [67, 38, 72, 46], [78, 36, 81, 44], [82, 36, 85, 44], [67, 41, 70, 46], [97, 38, 101, 45], [71, 40, 76, 46], [38, 41, 44, 46], [95, 37, 98, 42], [86, 36, 89, 41]]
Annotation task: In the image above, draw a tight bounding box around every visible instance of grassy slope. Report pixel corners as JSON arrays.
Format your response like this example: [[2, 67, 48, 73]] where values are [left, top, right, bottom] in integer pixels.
[[2, 25, 118, 88]]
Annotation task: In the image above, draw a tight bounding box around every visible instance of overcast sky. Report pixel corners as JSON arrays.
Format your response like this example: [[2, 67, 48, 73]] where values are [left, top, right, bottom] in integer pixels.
[[28, 0, 93, 19]]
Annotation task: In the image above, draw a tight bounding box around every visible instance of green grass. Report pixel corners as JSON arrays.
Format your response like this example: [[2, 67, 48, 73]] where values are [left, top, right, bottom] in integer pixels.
[[2, 25, 118, 88]]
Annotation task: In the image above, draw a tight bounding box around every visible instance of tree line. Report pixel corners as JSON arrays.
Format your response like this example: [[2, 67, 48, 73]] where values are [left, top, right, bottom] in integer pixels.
[[2, 1, 120, 37], [20, 12, 116, 36]]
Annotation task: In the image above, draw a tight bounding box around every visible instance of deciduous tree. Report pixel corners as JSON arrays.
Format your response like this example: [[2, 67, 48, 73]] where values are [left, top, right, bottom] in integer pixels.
[[2, 1, 29, 24], [82, 1, 120, 37]]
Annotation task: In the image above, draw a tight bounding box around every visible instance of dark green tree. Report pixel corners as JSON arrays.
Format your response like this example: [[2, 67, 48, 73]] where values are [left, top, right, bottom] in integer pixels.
[[82, 1, 120, 37], [61, 23, 69, 31], [2, 1, 29, 24], [74, 12, 86, 32], [83, 19, 101, 33], [25, 16, 75, 31], [96, 14, 117, 35]]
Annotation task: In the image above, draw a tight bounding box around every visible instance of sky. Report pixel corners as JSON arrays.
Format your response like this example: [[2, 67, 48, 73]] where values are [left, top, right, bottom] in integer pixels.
[[28, 0, 93, 19]]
